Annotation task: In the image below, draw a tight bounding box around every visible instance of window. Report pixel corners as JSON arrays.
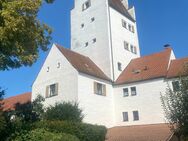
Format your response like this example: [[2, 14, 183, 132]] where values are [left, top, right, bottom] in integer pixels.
[[47, 67, 50, 72], [81, 23, 84, 28], [82, 0, 91, 11], [57, 62, 61, 68], [123, 112, 129, 122], [172, 81, 180, 92], [132, 26, 135, 33], [94, 82, 106, 96], [122, 19, 127, 29], [85, 42, 88, 47], [118, 62, 122, 71], [131, 87, 137, 96], [46, 83, 58, 98], [123, 88, 129, 97], [124, 41, 129, 50], [134, 46, 137, 54], [91, 17, 95, 22], [133, 111, 139, 121], [130, 45, 134, 53], [128, 24, 132, 31], [92, 38, 96, 43]]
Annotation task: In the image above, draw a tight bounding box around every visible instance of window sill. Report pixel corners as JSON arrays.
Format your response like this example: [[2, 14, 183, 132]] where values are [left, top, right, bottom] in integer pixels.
[[46, 94, 58, 99]]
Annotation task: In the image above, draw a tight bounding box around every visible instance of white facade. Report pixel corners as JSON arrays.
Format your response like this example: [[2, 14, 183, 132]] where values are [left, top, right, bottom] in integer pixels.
[[31, 0, 179, 128]]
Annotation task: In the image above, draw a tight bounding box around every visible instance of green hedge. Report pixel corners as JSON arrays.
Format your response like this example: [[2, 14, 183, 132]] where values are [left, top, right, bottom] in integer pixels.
[[34, 121, 107, 141], [12, 128, 80, 141]]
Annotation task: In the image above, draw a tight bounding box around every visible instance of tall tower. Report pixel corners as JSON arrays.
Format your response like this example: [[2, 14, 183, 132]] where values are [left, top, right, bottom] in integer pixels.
[[71, 0, 140, 80]]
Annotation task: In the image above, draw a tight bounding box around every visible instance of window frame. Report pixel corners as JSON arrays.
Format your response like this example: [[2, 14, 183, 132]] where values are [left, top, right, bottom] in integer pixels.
[[94, 82, 106, 96], [46, 83, 58, 98]]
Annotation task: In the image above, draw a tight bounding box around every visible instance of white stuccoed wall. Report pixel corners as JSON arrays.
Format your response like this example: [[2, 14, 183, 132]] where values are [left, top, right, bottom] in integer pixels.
[[109, 7, 140, 80], [77, 73, 115, 127], [113, 78, 168, 126], [32, 44, 78, 107], [71, 0, 113, 79]]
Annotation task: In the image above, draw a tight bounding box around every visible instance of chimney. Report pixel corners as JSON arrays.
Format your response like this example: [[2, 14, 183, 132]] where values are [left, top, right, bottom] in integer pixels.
[[121, 0, 129, 9]]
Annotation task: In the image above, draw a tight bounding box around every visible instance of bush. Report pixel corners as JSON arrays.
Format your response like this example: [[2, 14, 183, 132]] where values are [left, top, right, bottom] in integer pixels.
[[44, 102, 84, 122], [34, 120, 107, 141], [11, 128, 80, 141]]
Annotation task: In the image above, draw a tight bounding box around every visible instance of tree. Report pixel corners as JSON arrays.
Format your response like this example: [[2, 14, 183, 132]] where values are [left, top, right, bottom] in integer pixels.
[[44, 102, 84, 122], [161, 67, 188, 141], [0, 0, 54, 71], [14, 95, 45, 123]]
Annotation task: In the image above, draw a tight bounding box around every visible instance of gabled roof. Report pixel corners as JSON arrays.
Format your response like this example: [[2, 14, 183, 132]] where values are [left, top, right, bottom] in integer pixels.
[[116, 48, 172, 85], [167, 57, 188, 79], [1, 92, 31, 111], [56, 44, 111, 81], [108, 0, 135, 22], [106, 124, 174, 141]]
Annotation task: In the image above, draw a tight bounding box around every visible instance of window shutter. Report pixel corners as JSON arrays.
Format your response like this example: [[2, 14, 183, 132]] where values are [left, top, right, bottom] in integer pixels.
[[94, 82, 97, 94], [55, 83, 59, 95], [103, 85, 106, 96], [45, 86, 49, 98]]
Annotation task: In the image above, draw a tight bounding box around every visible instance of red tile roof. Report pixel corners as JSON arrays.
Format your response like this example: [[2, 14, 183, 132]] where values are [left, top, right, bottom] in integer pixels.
[[108, 0, 135, 22], [116, 48, 172, 85], [56, 44, 111, 81], [106, 124, 174, 141], [1, 92, 31, 111], [167, 57, 188, 79]]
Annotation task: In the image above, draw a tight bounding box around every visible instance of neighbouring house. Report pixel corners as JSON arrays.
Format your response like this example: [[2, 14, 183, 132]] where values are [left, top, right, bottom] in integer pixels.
[[2, 0, 188, 141]]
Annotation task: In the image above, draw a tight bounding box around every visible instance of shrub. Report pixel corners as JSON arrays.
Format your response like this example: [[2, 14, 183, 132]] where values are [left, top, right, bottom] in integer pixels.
[[11, 128, 80, 141], [34, 120, 107, 141], [44, 102, 84, 122]]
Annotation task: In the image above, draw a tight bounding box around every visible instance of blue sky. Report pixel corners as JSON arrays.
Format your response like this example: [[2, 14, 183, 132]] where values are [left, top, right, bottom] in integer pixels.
[[1, 0, 188, 98]]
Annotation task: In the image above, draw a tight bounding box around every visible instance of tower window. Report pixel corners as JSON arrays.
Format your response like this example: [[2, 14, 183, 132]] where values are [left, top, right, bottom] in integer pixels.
[[92, 38, 96, 43], [122, 19, 127, 29], [133, 111, 139, 121], [130, 45, 134, 53], [128, 24, 132, 31], [81, 23, 84, 28], [123, 112, 129, 122], [85, 42, 88, 47], [118, 62, 122, 71], [82, 0, 91, 11], [132, 26, 135, 33], [124, 41, 129, 50], [91, 17, 95, 22], [134, 46, 137, 54]]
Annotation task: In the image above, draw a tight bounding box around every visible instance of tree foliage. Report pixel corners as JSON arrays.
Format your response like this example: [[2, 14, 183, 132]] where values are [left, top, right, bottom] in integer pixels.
[[0, 0, 54, 70], [44, 102, 84, 122], [161, 68, 188, 141]]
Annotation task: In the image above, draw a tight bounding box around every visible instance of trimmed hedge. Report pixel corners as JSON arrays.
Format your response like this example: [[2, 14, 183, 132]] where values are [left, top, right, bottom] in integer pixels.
[[12, 128, 80, 141], [34, 120, 107, 141]]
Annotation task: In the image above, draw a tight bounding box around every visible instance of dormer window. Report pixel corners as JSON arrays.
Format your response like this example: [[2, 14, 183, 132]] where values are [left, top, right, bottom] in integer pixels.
[[82, 0, 91, 11]]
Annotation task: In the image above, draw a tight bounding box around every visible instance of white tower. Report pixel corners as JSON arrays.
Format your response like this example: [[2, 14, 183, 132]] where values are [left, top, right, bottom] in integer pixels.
[[71, 0, 140, 80]]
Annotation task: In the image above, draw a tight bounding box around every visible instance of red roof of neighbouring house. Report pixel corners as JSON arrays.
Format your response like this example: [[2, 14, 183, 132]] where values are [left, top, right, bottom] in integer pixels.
[[167, 57, 188, 79], [116, 48, 172, 85], [56, 44, 111, 81], [106, 124, 175, 141], [1, 92, 31, 111]]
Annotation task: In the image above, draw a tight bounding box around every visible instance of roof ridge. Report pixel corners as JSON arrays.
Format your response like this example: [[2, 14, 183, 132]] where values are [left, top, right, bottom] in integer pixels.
[[4, 92, 31, 100], [55, 44, 90, 59]]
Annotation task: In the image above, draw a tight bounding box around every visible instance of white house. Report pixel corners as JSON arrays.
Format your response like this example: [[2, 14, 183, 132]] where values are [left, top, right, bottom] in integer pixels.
[[32, 0, 188, 128]]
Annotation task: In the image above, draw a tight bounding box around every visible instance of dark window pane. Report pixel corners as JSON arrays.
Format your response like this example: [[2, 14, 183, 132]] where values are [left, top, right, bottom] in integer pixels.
[[133, 111, 139, 121]]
